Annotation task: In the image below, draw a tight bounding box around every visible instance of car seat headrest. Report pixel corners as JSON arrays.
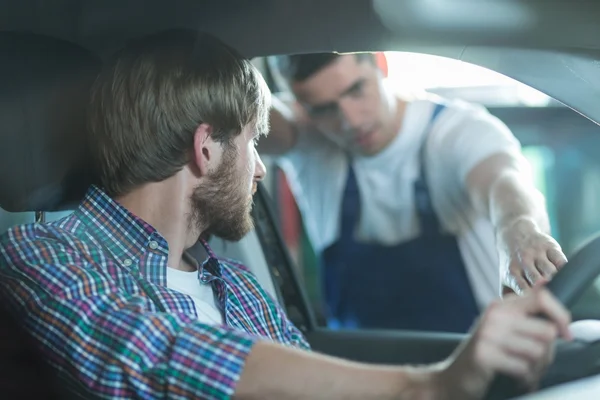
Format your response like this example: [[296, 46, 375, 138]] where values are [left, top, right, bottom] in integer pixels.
[[0, 32, 100, 212]]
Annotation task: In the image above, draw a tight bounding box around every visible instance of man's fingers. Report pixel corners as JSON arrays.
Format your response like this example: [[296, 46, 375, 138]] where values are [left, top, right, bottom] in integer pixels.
[[502, 335, 547, 365], [519, 288, 572, 340], [506, 271, 529, 294], [523, 265, 544, 287], [515, 318, 558, 343], [547, 247, 568, 269], [534, 259, 558, 280], [484, 347, 537, 385], [537, 290, 572, 340], [502, 325, 556, 390]]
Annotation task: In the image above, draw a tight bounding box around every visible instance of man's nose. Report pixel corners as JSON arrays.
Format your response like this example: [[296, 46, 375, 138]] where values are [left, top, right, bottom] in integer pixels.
[[254, 149, 267, 182], [338, 99, 363, 131]]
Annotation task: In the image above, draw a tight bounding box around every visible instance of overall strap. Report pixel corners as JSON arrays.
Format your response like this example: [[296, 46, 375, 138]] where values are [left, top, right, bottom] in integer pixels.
[[414, 103, 446, 236], [338, 161, 361, 243], [339, 102, 446, 243]]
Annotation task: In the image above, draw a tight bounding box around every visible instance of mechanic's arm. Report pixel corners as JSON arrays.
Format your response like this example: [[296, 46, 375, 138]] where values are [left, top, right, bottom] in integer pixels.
[[258, 94, 304, 154], [236, 286, 572, 400], [466, 152, 568, 293]]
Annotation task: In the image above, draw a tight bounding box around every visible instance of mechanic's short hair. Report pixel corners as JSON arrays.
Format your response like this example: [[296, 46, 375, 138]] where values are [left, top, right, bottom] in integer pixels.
[[277, 52, 375, 82], [88, 29, 270, 197]]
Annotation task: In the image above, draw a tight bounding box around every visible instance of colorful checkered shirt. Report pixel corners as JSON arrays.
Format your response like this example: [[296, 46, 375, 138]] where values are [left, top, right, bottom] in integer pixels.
[[0, 185, 309, 399]]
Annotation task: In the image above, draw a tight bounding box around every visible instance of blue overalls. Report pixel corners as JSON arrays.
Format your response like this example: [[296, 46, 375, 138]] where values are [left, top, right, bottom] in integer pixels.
[[321, 104, 480, 333]]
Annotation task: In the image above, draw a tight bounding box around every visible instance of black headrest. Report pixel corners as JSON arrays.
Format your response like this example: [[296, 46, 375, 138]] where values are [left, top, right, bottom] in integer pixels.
[[0, 33, 100, 212]]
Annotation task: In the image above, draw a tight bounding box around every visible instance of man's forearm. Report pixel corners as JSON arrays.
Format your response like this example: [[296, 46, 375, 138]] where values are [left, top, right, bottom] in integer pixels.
[[469, 153, 566, 290], [488, 170, 550, 234], [235, 341, 443, 400]]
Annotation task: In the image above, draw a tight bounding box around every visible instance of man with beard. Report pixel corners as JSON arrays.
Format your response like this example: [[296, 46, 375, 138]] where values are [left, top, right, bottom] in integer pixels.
[[0, 30, 573, 400]]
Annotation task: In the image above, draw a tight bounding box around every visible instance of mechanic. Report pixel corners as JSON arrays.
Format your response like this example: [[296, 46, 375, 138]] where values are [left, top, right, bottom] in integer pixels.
[[264, 53, 568, 332], [0, 30, 572, 400]]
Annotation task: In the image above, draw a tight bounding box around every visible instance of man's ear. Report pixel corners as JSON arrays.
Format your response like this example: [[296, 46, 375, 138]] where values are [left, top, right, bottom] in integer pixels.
[[192, 123, 222, 177], [375, 52, 388, 78]]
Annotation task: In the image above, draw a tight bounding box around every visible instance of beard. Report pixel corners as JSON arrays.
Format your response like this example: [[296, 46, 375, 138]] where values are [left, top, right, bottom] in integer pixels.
[[189, 144, 254, 242]]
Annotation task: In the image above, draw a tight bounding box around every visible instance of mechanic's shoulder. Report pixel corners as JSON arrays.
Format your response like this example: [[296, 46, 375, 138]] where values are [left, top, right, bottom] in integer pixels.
[[437, 96, 493, 120]]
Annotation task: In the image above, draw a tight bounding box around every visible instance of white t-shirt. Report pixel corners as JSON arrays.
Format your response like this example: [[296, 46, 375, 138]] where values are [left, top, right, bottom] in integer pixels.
[[277, 96, 524, 309], [167, 267, 223, 325]]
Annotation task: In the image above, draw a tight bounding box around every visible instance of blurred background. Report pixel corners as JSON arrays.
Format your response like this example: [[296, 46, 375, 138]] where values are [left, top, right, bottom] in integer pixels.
[[3, 51, 600, 323], [257, 52, 600, 322]]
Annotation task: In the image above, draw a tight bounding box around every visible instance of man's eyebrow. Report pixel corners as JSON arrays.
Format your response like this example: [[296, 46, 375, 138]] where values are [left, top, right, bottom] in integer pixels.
[[309, 100, 337, 112], [340, 78, 365, 97], [307, 78, 367, 112]]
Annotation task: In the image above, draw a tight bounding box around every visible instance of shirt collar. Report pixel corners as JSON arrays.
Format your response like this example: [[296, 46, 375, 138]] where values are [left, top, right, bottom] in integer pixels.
[[198, 237, 222, 277], [75, 185, 167, 273], [75, 185, 221, 278]]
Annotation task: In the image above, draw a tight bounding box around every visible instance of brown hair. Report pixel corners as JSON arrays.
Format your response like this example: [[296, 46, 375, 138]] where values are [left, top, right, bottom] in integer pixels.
[[88, 29, 270, 197], [277, 52, 375, 82]]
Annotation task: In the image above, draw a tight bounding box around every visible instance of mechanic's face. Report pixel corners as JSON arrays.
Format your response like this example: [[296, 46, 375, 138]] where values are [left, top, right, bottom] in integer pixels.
[[292, 55, 397, 156], [191, 124, 266, 241]]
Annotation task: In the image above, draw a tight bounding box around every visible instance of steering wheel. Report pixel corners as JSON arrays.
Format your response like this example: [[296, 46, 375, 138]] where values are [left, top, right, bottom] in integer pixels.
[[545, 234, 600, 308], [485, 233, 600, 400]]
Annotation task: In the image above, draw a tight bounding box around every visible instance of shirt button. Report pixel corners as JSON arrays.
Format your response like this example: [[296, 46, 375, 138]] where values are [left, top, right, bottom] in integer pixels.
[[148, 241, 159, 250], [123, 259, 133, 267]]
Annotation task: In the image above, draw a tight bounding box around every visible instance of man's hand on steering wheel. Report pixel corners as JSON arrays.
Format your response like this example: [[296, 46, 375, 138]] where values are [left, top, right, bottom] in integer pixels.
[[497, 217, 568, 295], [438, 286, 572, 400]]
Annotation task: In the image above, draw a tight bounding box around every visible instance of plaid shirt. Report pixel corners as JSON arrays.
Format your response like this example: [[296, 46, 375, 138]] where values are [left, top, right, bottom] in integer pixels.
[[0, 185, 309, 399]]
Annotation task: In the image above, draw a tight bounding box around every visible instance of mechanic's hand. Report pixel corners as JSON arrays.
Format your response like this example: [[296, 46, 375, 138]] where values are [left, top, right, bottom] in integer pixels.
[[497, 217, 568, 295], [438, 286, 572, 400]]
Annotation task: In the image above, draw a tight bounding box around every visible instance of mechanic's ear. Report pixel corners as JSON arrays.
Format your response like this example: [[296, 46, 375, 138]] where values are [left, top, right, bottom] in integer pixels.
[[375, 52, 388, 78], [192, 123, 223, 177]]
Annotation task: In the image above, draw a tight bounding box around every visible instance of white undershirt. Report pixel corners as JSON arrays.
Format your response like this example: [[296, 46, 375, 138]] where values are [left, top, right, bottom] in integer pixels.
[[166, 267, 223, 325], [277, 95, 525, 309]]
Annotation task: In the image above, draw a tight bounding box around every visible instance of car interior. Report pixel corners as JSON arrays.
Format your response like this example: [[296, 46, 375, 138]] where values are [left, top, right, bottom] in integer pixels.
[[3, 1, 600, 398]]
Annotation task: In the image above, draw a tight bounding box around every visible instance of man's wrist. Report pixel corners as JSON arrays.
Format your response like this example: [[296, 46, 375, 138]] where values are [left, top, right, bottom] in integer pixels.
[[496, 215, 550, 238], [437, 346, 496, 400], [393, 363, 447, 400], [497, 215, 536, 233]]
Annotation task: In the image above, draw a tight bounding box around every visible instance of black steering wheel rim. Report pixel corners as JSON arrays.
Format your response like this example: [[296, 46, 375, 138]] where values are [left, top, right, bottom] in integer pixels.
[[545, 233, 600, 309], [486, 232, 600, 400]]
